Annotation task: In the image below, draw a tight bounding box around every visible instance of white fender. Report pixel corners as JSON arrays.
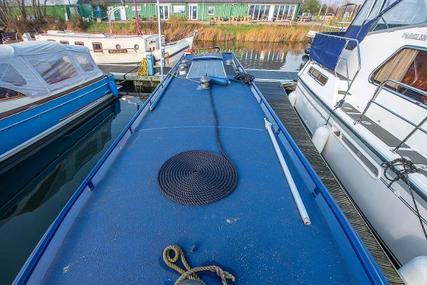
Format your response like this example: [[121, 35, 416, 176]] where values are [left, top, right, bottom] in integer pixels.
[[288, 91, 297, 107], [399, 256, 427, 285], [312, 125, 330, 153]]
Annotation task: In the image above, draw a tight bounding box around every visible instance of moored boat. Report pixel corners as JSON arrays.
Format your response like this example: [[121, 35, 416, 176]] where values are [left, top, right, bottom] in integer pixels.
[[0, 41, 118, 169], [14, 52, 389, 284], [290, 0, 427, 278], [33, 30, 194, 66]]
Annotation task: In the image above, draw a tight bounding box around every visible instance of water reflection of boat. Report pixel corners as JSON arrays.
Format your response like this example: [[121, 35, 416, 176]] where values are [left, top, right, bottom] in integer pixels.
[[290, 0, 427, 277], [0, 41, 118, 167], [0, 100, 120, 225]]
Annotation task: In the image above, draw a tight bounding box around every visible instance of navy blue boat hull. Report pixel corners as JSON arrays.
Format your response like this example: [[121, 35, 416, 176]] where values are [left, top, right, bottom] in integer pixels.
[[0, 75, 117, 161]]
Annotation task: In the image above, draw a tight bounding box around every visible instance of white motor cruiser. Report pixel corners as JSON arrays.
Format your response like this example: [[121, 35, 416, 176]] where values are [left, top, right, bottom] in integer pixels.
[[33, 30, 194, 66], [290, 0, 427, 279]]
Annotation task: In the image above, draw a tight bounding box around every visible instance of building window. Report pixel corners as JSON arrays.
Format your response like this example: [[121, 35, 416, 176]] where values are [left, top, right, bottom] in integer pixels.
[[272, 5, 296, 21], [173, 5, 185, 15], [158, 5, 170, 20], [59, 40, 69, 45], [74, 41, 84, 46], [371, 48, 427, 103], [248, 4, 270, 21], [207, 6, 215, 16], [188, 4, 198, 20], [92, 42, 103, 52]]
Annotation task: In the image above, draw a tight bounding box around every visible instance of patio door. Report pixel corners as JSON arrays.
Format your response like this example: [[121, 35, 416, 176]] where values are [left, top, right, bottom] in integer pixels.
[[159, 5, 169, 20], [119, 6, 126, 21], [188, 4, 198, 20]]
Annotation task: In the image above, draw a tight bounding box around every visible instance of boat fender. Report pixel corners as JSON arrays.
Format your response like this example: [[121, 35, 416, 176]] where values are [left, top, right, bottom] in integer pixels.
[[399, 256, 427, 285], [108, 79, 119, 97], [209, 76, 230, 86], [288, 91, 297, 106], [312, 125, 330, 153]]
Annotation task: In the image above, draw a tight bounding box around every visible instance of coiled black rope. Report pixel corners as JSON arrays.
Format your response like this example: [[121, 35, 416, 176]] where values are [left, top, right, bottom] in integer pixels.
[[382, 158, 427, 240], [157, 85, 238, 205], [232, 72, 254, 85]]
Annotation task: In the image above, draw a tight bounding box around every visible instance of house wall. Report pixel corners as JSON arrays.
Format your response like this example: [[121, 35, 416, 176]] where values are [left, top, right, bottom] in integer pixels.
[[197, 3, 249, 20], [97, 3, 300, 22], [9, 2, 300, 22]]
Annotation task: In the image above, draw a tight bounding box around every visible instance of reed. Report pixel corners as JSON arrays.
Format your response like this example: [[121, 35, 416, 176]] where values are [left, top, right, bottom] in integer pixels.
[[85, 21, 310, 43]]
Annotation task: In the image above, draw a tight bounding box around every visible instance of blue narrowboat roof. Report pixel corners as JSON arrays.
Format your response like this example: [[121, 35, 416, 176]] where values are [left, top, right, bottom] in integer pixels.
[[16, 53, 386, 284]]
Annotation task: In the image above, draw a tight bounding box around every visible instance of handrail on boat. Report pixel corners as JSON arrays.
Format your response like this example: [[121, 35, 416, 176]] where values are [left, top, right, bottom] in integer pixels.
[[356, 78, 427, 151], [232, 55, 387, 284]]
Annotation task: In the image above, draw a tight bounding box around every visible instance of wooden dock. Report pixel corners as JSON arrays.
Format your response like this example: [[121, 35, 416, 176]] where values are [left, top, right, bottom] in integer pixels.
[[247, 68, 298, 83], [255, 81, 403, 285], [98, 64, 171, 81]]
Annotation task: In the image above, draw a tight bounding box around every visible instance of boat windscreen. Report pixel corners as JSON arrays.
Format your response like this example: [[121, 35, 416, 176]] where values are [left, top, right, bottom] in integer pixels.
[[188, 59, 226, 79], [0, 42, 103, 98], [0, 63, 26, 87], [371, 0, 427, 31]]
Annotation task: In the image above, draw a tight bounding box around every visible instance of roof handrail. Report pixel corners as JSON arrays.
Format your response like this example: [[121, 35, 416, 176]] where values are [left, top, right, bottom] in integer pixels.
[[356, 78, 427, 152]]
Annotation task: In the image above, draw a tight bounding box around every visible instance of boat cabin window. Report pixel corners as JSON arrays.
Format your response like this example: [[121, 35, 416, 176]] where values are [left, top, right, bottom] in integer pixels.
[[371, 0, 427, 32], [92, 42, 103, 52], [59, 40, 69, 45], [30, 55, 78, 85], [0, 63, 26, 86], [74, 41, 84, 46], [371, 48, 427, 103], [308, 67, 328, 85], [76, 54, 95, 72], [0, 87, 24, 101]]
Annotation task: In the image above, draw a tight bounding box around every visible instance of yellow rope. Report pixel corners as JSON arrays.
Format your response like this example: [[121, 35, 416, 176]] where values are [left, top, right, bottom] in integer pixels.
[[162, 245, 236, 285]]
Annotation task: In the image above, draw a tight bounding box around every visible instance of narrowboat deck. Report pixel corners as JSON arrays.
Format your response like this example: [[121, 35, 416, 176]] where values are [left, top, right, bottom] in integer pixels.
[[18, 54, 385, 284]]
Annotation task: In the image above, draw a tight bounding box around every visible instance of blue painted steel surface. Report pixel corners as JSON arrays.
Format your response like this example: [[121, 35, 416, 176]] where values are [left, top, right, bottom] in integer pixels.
[[15, 55, 387, 285], [0, 75, 116, 157]]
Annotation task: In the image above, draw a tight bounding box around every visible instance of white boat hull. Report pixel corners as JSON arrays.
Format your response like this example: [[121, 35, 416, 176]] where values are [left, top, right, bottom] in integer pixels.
[[34, 31, 194, 67], [293, 82, 427, 265]]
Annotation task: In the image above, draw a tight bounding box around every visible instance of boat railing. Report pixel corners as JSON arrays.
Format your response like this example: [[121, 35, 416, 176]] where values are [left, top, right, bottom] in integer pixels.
[[356, 79, 427, 151]]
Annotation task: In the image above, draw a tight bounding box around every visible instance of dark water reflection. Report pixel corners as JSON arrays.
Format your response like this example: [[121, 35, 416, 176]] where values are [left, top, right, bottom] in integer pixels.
[[194, 40, 306, 71], [0, 96, 144, 284]]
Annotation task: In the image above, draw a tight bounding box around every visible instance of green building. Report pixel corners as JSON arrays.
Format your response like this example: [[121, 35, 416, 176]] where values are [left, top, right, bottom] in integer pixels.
[[78, 0, 302, 22]]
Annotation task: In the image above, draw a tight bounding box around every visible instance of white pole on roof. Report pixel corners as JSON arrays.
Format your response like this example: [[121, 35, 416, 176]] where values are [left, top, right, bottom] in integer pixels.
[[156, 0, 164, 81], [264, 118, 311, 226]]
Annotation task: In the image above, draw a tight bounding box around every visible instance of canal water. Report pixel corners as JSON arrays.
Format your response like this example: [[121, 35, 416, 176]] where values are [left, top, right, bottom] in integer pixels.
[[194, 40, 306, 71], [0, 41, 305, 284]]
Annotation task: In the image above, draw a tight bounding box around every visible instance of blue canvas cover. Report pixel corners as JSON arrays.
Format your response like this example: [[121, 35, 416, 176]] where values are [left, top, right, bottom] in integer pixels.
[[310, 0, 402, 71], [310, 33, 347, 71]]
